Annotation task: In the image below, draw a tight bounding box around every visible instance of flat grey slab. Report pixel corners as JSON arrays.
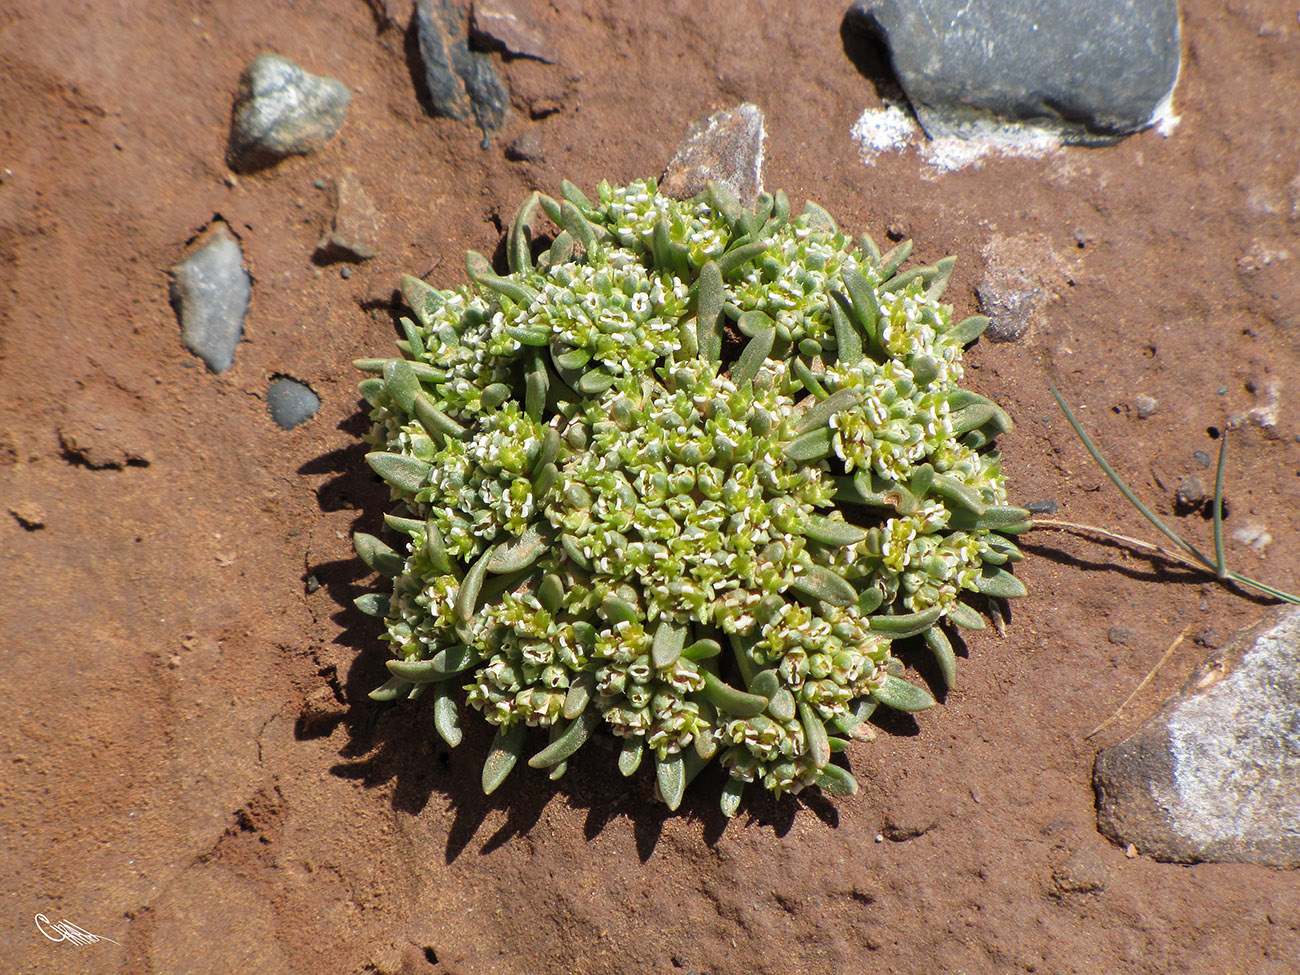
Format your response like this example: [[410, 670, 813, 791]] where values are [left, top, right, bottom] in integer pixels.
[[1093, 606, 1300, 866], [847, 0, 1181, 142], [228, 54, 351, 170], [171, 223, 251, 374]]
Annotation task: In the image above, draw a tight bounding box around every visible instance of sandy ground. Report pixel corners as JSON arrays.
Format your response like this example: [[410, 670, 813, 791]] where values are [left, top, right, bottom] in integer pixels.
[[2, 1, 1299, 972]]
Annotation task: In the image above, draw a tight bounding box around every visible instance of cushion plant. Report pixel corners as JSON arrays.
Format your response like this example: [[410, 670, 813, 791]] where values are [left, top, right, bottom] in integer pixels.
[[350, 178, 1029, 815]]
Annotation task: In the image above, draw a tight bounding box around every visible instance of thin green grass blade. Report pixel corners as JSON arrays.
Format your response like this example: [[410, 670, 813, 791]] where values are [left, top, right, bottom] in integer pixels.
[[1048, 383, 1214, 570]]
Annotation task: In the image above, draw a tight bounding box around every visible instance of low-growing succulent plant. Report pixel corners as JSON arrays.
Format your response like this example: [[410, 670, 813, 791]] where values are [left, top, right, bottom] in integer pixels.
[[351, 178, 1029, 814]]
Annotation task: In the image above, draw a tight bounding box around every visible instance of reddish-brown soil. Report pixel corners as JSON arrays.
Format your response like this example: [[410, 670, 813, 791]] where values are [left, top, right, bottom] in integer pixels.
[[3, 1, 1298, 973]]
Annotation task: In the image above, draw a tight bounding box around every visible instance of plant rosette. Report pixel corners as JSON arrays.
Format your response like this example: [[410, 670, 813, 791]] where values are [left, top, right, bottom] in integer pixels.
[[350, 178, 1029, 815]]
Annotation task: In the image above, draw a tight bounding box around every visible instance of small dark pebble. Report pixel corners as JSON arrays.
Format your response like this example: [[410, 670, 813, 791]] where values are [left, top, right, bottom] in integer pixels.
[[267, 377, 321, 429], [1024, 499, 1058, 515], [340, 266, 352, 279], [1107, 626, 1133, 646], [305, 574, 322, 594], [1192, 449, 1211, 468]]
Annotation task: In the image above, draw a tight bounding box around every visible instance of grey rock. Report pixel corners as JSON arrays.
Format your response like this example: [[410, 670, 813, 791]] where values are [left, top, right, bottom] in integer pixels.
[[660, 103, 766, 207], [1135, 394, 1159, 418], [471, 0, 558, 63], [1024, 499, 1058, 515], [1175, 474, 1206, 507], [416, 0, 509, 143], [846, 0, 1180, 143], [228, 54, 351, 171], [266, 378, 320, 429], [316, 172, 383, 261], [171, 222, 251, 374], [1093, 606, 1300, 866], [976, 233, 1067, 343]]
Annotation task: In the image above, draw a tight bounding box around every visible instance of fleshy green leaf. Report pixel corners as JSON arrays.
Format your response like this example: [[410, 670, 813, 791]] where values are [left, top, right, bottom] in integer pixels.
[[366, 452, 431, 493], [528, 709, 601, 768], [482, 723, 526, 795], [354, 532, 405, 577], [871, 674, 936, 712], [656, 751, 686, 811]]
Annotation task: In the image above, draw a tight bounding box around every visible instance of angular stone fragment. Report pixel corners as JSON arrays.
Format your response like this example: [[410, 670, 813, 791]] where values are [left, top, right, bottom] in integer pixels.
[[660, 103, 766, 207], [1093, 606, 1300, 867], [471, 0, 557, 63], [975, 233, 1068, 343], [416, 0, 509, 142], [266, 378, 321, 429], [316, 172, 383, 261], [170, 222, 251, 374], [228, 54, 351, 171], [846, 0, 1181, 143]]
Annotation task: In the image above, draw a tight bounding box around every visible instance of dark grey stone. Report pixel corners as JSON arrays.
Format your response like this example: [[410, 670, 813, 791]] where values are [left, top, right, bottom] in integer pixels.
[[267, 378, 321, 429], [660, 103, 766, 208], [1024, 499, 1058, 515], [171, 223, 251, 374], [1093, 606, 1300, 866], [416, 0, 509, 144], [228, 54, 351, 171], [846, 0, 1181, 143]]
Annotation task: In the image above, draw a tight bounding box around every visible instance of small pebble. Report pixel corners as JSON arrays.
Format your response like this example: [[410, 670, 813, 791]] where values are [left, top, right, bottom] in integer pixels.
[[171, 222, 251, 374], [8, 501, 46, 530], [340, 266, 352, 279], [1135, 395, 1159, 418], [316, 172, 383, 262], [228, 54, 351, 171], [267, 378, 321, 429], [505, 128, 544, 162], [1192, 450, 1211, 468], [305, 574, 322, 594], [1024, 499, 1058, 515], [1176, 475, 1206, 507], [976, 233, 1067, 343], [1107, 626, 1133, 646]]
